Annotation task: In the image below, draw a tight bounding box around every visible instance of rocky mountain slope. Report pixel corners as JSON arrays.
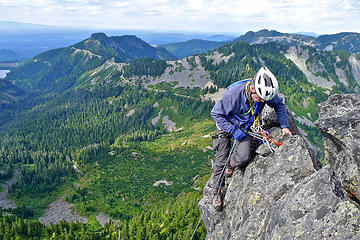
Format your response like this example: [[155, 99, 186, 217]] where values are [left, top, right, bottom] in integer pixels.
[[236, 29, 316, 47], [316, 32, 360, 52], [199, 94, 360, 239], [236, 29, 360, 54], [154, 30, 360, 61], [1, 31, 360, 238]]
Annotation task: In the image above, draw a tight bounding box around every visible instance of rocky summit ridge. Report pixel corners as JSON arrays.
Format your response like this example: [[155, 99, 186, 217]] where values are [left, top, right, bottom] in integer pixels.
[[199, 94, 360, 239]]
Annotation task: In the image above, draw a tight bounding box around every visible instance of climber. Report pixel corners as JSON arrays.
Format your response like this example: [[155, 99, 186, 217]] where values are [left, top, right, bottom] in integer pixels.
[[210, 67, 292, 211]]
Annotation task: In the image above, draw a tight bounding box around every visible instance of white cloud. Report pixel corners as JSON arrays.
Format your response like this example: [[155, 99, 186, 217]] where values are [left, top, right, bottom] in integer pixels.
[[0, 0, 359, 34]]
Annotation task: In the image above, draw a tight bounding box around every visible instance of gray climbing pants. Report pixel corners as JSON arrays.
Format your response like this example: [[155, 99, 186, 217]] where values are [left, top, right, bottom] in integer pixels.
[[212, 127, 251, 189]]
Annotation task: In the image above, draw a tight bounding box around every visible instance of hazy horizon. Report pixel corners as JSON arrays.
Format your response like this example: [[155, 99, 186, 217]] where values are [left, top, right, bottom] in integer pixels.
[[0, 0, 359, 35]]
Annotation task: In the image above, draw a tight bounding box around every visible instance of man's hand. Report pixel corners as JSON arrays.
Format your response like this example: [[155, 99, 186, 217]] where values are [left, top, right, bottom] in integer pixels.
[[229, 125, 246, 141], [282, 128, 292, 136]]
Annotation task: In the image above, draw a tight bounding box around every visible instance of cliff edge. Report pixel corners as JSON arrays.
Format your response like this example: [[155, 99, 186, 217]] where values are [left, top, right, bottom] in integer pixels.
[[199, 94, 360, 239]]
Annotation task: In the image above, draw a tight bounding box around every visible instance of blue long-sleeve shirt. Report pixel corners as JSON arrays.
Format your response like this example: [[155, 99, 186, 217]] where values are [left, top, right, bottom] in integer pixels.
[[211, 80, 290, 133]]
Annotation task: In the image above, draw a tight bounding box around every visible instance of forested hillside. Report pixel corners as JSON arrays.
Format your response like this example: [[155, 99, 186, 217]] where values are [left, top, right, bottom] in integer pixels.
[[6, 33, 174, 92], [1, 62, 212, 238], [159, 39, 227, 59]]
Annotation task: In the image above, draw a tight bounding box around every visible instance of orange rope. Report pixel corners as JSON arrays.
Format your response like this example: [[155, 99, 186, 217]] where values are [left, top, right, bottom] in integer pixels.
[[260, 131, 282, 146]]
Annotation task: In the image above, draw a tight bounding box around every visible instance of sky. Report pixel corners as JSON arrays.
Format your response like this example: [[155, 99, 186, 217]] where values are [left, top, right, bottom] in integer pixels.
[[0, 0, 359, 35]]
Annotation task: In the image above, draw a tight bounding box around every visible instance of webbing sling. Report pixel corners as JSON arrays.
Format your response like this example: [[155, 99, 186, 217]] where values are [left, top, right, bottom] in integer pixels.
[[231, 101, 259, 132]]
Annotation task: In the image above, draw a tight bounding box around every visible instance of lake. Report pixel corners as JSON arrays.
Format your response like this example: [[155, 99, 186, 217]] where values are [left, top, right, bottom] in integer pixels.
[[0, 70, 10, 79]]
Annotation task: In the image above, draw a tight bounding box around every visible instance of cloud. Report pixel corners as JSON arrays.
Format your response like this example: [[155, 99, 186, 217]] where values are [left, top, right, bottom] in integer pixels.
[[0, 0, 359, 34]]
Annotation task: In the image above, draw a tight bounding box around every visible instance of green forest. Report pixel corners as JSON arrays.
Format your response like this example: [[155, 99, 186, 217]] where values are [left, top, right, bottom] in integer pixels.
[[0, 73, 212, 238]]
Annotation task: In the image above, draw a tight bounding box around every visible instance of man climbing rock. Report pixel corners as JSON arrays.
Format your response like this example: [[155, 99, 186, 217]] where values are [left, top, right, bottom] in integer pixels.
[[210, 67, 292, 211]]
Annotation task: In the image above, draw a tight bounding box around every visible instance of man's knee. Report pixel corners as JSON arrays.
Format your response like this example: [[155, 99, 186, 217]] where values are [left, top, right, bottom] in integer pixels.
[[231, 138, 251, 168], [231, 150, 250, 168]]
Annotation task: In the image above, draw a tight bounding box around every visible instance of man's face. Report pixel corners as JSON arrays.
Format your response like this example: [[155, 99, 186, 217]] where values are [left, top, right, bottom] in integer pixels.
[[250, 85, 265, 102]]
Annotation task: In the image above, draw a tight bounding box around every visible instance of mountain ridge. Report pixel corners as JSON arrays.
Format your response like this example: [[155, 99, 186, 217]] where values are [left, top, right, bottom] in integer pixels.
[[235, 29, 360, 53], [159, 39, 228, 59], [5, 33, 175, 92], [156, 29, 360, 59]]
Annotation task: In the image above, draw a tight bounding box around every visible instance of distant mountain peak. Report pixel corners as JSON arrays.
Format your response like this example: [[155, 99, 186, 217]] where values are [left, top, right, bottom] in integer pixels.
[[295, 31, 319, 37], [257, 29, 283, 36], [90, 32, 108, 40]]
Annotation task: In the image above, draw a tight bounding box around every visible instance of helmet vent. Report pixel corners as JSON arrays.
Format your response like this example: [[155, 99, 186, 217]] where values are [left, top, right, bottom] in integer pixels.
[[263, 73, 273, 87]]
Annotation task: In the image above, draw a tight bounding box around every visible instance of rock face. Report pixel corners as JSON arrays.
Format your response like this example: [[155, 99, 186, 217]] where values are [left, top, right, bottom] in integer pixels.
[[199, 94, 360, 239], [316, 94, 360, 209]]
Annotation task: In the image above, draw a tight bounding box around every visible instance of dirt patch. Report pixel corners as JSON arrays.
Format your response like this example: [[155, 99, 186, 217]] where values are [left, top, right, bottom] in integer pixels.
[[0, 169, 18, 210], [126, 109, 135, 117], [335, 67, 348, 87], [145, 56, 212, 88], [349, 55, 360, 86], [96, 212, 119, 227], [206, 51, 234, 65], [295, 116, 315, 127], [38, 197, 88, 226], [203, 88, 226, 103], [151, 109, 162, 125], [162, 115, 176, 131], [153, 179, 173, 186]]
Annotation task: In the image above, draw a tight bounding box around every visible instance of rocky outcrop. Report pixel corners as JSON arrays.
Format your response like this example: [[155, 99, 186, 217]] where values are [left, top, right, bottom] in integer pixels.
[[315, 94, 360, 207], [199, 94, 360, 239]]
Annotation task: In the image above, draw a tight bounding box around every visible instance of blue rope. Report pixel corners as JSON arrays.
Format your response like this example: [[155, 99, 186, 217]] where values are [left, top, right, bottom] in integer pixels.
[[226, 78, 251, 90], [232, 102, 259, 132]]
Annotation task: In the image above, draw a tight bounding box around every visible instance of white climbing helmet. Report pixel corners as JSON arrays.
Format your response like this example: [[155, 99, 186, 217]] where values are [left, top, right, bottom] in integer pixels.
[[254, 67, 279, 101]]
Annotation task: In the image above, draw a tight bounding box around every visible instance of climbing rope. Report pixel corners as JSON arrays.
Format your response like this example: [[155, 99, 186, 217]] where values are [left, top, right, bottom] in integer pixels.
[[246, 130, 282, 153], [190, 141, 237, 240], [214, 140, 237, 198], [245, 100, 282, 152], [190, 216, 203, 240]]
